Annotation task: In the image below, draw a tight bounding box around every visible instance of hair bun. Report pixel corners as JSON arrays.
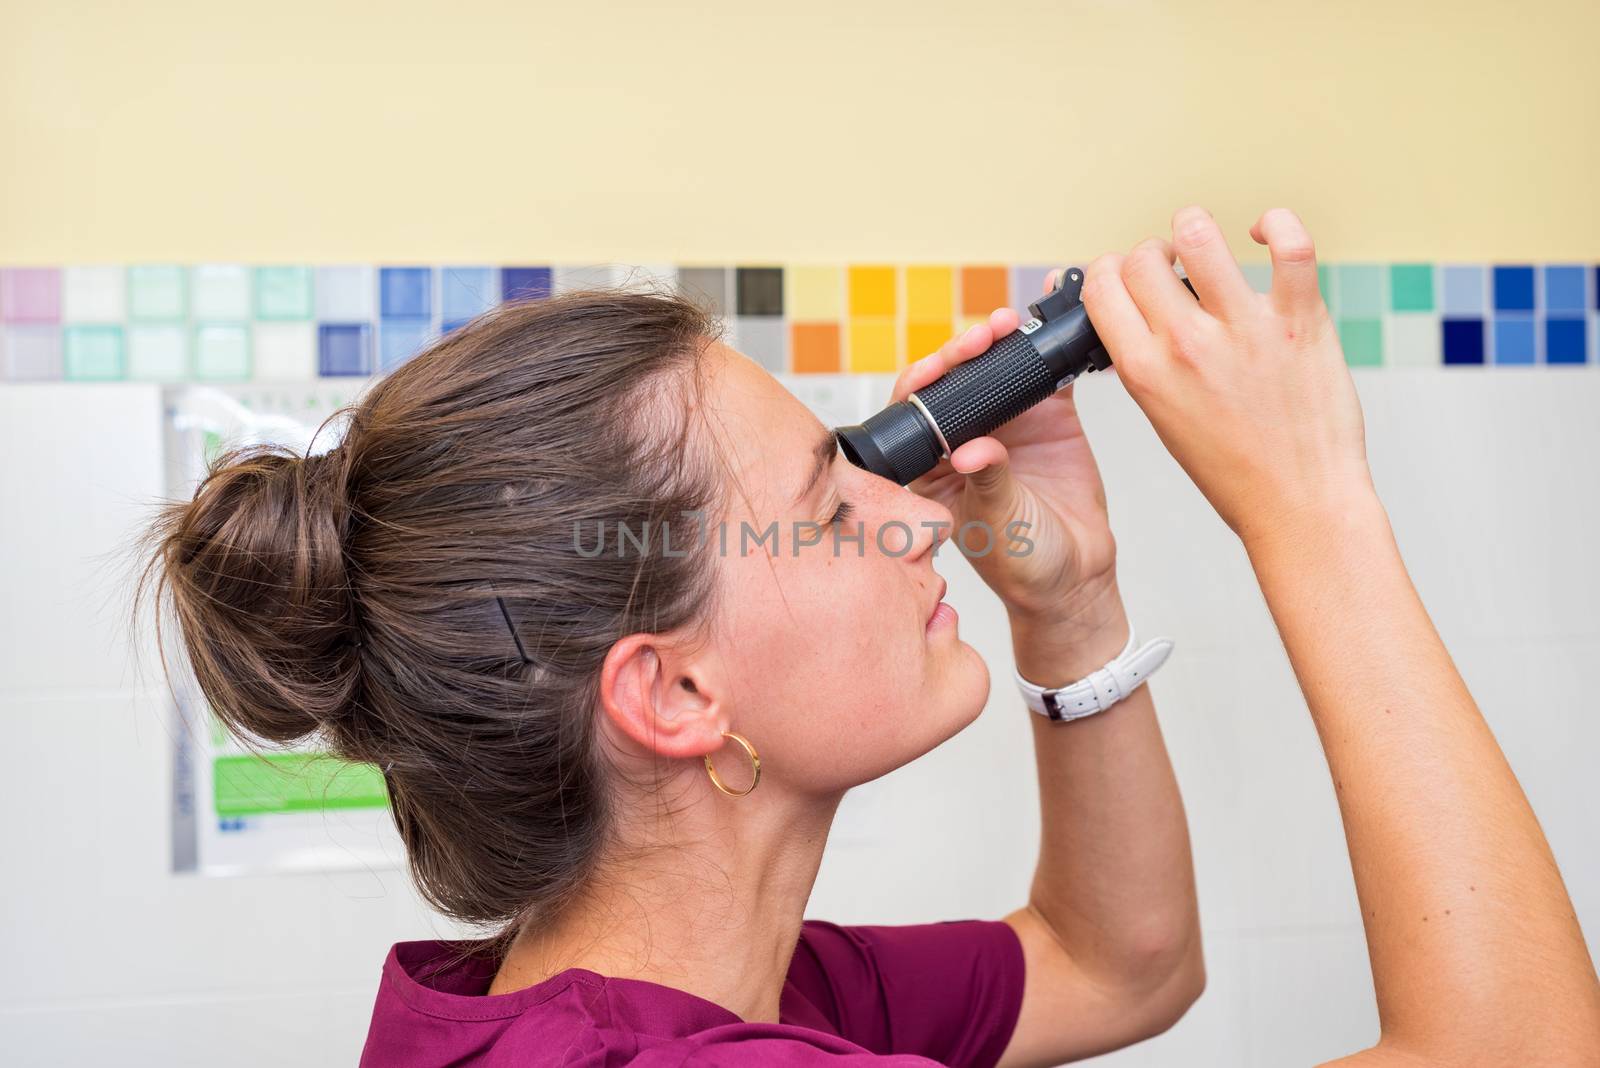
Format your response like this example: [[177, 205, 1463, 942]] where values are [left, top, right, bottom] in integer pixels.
[[145, 444, 362, 745]]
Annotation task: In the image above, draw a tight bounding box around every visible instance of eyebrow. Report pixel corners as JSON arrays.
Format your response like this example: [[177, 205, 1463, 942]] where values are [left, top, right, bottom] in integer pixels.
[[794, 431, 839, 505]]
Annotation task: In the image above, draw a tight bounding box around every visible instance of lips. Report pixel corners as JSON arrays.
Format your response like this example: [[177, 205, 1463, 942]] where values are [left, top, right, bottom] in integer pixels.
[[926, 577, 948, 626]]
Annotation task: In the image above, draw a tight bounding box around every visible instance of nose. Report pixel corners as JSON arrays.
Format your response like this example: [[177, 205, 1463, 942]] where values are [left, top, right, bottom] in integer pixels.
[[899, 490, 955, 562]]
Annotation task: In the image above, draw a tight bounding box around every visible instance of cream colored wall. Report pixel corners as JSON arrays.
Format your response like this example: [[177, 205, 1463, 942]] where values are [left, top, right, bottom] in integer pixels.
[[3, 0, 1596, 264]]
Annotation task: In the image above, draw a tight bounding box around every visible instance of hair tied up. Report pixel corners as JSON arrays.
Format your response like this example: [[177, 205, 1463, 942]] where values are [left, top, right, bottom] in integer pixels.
[[141, 441, 365, 747]]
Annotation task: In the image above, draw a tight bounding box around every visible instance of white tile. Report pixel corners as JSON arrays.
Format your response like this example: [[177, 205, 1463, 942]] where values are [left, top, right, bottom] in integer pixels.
[[253, 322, 316, 381], [0, 385, 165, 695], [62, 266, 126, 322], [7, 990, 379, 1068], [628, 262, 679, 292], [316, 266, 376, 320], [1386, 312, 1440, 367], [553, 264, 624, 293], [1241, 927, 1378, 1066], [127, 323, 189, 381], [190, 264, 251, 321]]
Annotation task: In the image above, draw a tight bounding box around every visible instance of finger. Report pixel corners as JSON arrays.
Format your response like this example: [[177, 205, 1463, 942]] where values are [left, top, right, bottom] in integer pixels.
[[948, 436, 1020, 514], [988, 306, 1021, 339], [892, 307, 1021, 404], [893, 324, 980, 402], [1044, 268, 1061, 295], [1120, 237, 1201, 336], [1249, 207, 1321, 316], [1083, 253, 1154, 358], [1169, 206, 1255, 320]]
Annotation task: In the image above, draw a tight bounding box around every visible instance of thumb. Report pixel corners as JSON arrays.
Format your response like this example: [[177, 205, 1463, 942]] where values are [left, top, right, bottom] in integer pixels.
[[949, 437, 1021, 517]]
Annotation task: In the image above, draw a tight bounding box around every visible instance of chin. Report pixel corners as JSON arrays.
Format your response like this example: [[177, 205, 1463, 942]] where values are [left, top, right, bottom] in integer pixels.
[[943, 645, 993, 731]]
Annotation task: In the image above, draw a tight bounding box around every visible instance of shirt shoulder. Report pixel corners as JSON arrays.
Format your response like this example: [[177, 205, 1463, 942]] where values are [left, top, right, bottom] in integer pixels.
[[782, 918, 1025, 1068]]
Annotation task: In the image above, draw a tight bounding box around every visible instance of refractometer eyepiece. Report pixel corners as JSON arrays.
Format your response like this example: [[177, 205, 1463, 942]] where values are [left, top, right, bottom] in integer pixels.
[[834, 266, 1195, 485]]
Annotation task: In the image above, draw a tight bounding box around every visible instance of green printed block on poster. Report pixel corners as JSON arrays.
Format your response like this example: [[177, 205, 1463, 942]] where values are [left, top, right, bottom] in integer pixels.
[[213, 753, 388, 816]]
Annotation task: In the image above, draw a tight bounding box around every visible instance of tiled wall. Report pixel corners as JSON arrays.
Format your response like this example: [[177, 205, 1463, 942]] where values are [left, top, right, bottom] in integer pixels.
[[2, 263, 1596, 383]]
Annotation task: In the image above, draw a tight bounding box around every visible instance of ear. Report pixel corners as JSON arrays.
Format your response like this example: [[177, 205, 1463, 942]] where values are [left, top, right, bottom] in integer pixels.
[[598, 633, 726, 760]]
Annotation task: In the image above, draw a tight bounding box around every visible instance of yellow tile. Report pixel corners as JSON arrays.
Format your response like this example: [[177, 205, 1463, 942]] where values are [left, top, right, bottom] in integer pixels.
[[905, 266, 953, 321], [787, 266, 843, 320], [959, 315, 988, 333], [848, 266, 896, 318], [905, 320, 954, 361], [848, 319, 898, 372]]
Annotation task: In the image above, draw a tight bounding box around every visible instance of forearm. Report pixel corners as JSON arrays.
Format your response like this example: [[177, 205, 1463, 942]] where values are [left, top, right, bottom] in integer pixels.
[[1010, 580, 1201, 992], [1247, 492, 1600, 1061]]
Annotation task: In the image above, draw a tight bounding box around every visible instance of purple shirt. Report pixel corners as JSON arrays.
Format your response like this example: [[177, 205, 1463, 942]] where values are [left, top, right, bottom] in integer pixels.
[[361, 918, 1025, 1066]]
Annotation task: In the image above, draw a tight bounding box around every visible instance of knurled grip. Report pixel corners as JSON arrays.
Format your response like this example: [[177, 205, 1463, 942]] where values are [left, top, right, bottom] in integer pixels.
[[913, 331, 1054, 452]]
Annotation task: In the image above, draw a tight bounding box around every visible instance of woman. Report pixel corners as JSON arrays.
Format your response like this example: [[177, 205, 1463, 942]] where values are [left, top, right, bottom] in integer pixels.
[[145, 207, 1600, 1067]]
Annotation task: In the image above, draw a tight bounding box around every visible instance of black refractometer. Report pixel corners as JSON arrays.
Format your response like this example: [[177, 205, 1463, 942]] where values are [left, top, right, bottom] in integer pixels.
[[834, 267, 1196, 485]]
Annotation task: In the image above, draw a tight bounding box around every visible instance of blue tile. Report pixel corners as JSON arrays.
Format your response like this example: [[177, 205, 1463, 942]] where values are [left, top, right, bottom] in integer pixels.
[[318, 323, 373, 376], [1542, 266, 1586, 313], [1442, 318, 1484, 364], [380, 267, 433, 318], [1492, 266, 1535, 311], [1492, 316, 1535, 364], [380, 319, 434, 372], [441, 267, 498, 324], [1546, 318, 1588, 364], [1594, 267, 1600, 310], [442, 319, 474, 335], [502, 267, 552, 303], [1440, 266, 1486, 314]]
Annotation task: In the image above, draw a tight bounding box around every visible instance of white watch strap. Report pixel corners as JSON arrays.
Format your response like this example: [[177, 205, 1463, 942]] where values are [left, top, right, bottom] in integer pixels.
[[1015, 625, 1174, 722]]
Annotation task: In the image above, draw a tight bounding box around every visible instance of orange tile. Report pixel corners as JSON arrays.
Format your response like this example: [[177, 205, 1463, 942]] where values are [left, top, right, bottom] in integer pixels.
[[791, 322, 840, 373], [960, 265, 1010, 316], [905, 320, 954, 362], [848, 319, 898, 372], [848, 266, 896, 318]]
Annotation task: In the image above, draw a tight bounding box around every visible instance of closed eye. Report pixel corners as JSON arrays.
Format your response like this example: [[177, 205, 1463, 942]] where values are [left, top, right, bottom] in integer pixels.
[[829, 500, 855, 525]]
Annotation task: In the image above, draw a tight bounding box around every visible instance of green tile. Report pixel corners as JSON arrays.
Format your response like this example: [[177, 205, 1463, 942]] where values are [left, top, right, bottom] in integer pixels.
[[194, 323, 251, 380], [1334, 265, 1385, 317], [64, 324, 126, 380], [1338, 318, 1383, 366], [1317, 264, 1333, 306], [128, 265, 187, 320], [128, 324, 190, 381], [1389, 264, 1434, 312], [255, 267, 313, 320]]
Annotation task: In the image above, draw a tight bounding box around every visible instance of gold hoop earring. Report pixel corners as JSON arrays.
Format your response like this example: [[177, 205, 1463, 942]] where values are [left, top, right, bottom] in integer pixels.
[[704, 731, 761, 797]]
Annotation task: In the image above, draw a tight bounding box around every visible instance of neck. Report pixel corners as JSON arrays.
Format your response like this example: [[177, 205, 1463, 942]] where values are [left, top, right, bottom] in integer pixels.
[[490, 777, 841, 1023]]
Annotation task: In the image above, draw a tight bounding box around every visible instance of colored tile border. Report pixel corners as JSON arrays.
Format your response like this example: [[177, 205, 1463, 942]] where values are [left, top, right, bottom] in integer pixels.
[[3, 260, 1597, 383]]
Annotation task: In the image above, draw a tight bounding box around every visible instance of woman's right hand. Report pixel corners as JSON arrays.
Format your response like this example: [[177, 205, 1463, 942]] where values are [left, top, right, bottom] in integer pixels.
[[1082, 206, 1377, 550]]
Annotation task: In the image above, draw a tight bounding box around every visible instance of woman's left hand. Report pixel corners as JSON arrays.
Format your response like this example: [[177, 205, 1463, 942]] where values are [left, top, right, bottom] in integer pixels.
[[890, 280, 1120, 636]]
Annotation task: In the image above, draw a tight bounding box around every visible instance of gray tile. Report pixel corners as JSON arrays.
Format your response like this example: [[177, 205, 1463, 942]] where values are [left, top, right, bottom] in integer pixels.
[[677, 267, 730, 317], [733, 317, 786, 373]]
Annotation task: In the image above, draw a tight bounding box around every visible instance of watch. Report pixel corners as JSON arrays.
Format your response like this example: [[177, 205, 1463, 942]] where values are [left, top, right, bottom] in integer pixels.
[[1014, 625, 1174, 723]]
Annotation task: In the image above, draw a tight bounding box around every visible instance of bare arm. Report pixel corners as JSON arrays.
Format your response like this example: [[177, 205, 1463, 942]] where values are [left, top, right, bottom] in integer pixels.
[[999, 584, 1204, 1068], [1082, 204, 1600, 1066], [1249, 492, 1600, 1065]]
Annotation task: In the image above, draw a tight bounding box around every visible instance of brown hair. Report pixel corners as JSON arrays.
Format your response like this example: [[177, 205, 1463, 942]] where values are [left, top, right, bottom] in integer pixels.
[[141, 289, 725, 931]]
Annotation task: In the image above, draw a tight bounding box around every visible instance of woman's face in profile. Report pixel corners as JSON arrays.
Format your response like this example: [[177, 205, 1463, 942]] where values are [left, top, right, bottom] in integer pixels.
[[692, 342, 991, 793]]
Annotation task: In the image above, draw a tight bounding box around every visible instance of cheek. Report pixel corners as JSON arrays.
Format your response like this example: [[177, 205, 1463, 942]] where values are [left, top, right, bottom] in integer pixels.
[[719, 554, 920, 733]]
